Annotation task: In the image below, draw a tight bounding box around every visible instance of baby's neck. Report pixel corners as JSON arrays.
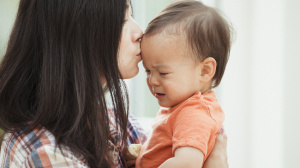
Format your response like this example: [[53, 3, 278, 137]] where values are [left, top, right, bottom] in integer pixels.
[[199, 82, 212, 94]]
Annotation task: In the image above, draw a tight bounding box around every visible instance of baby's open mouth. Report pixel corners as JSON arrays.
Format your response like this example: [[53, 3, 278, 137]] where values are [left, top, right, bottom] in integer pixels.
[[155, 93, 165, 99]]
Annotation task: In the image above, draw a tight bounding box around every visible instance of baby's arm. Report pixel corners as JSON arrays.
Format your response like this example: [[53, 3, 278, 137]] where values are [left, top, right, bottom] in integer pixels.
[[159, 146, 204, 168]]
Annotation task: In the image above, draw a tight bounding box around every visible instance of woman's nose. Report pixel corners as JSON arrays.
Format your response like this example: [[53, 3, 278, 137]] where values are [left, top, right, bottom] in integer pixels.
[[132, 21, 143, 42]]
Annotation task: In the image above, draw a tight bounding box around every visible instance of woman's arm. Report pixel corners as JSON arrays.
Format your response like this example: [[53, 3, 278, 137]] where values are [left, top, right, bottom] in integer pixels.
[[203, 130, 228, 168]]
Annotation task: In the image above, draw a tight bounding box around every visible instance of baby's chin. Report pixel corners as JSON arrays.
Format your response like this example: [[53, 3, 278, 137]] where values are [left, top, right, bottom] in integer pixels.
[[159, 97, 190, 108], [158, 101, 179, 108]]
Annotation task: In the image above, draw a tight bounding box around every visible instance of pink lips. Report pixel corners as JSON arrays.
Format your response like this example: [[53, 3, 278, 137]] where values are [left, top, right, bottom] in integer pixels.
[[155, 93, 165, 99], [136, 52, 142, 59], [136, 53, 142, 61]]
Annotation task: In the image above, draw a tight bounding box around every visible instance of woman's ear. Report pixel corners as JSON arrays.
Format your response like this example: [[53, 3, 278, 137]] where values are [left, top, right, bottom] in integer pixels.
[[200, 57, 217, 83]]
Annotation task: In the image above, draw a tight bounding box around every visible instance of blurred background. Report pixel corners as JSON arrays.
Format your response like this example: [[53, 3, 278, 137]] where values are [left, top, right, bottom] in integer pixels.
[[1, 0, 300, 167]]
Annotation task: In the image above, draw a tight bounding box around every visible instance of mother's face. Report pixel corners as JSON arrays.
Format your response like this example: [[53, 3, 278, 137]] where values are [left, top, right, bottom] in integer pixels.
[[118, 5, 143, 79]]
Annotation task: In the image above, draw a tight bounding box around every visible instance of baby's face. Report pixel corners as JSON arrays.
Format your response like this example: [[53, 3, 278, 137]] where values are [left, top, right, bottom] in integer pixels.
[[141, 34, 203, 107]]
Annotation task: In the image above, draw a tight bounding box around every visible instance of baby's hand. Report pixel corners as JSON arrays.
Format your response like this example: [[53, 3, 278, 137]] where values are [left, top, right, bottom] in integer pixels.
[[126, 144, 142, 160], [125, 144, 142, 167]]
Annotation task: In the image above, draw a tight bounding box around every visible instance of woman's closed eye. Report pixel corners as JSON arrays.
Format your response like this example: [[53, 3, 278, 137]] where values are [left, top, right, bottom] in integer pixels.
[[123, 17, 129, 25]]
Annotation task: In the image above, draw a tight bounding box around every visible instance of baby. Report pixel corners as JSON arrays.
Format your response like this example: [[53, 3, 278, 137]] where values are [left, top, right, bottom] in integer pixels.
[[136, 0, 232, 167]]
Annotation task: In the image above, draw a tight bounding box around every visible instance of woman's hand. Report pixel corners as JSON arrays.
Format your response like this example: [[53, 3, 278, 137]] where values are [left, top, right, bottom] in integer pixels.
[[203, 128, 228, 168]]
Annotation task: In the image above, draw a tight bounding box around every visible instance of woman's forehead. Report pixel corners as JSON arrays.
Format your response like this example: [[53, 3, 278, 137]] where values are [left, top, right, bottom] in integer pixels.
[[127, 0, 132, 8]]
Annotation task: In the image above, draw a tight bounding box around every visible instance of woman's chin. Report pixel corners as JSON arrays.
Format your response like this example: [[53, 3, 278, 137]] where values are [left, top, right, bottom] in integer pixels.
[[121, 68, 139, 79]]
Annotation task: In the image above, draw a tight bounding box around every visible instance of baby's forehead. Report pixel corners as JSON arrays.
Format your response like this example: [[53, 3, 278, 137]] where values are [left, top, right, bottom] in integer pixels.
[[142, 31, 188, 46], [144, 33, 195, 54], [144, 22, 187, 39], [142, 38, 199, 67], [148, 27, 205, 62], [141, 33, 188, 57]]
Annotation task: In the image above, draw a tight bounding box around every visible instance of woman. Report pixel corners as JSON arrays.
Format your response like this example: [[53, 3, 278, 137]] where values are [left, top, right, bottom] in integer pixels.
[[0, 0, 228, 167]]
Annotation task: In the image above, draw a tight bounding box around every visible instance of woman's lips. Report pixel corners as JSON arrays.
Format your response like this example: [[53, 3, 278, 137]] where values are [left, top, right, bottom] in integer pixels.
[[136, 53, 142, 60], [136, 53, 142, 61], [155, 93, 165, 99]]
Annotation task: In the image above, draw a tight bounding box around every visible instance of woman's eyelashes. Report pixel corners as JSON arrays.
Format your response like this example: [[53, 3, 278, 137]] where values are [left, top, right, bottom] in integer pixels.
[[123, 17, 129, 24], [124, 13, 132, 24]]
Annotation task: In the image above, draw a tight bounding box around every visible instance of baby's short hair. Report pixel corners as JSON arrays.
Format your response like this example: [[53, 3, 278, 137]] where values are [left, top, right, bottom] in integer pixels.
[[144, 0, 233, 88]]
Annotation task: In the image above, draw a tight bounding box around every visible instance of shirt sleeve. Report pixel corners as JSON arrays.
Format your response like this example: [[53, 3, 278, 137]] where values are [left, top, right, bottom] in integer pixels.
[[172, 102, 216, 157], [22, 145, 88, 168]]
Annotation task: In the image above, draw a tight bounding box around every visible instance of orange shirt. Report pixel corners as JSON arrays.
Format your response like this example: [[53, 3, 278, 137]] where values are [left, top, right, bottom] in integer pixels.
[[136, 91, 224, 168]]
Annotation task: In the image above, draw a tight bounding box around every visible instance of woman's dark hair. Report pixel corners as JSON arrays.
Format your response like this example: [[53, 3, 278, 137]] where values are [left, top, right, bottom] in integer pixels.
[[0, 0, 129, 167]]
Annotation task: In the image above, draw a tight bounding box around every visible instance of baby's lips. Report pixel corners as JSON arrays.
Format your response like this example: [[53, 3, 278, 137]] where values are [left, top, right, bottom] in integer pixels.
[[155, 92, 165, 95], [154, 93, 166, 99]]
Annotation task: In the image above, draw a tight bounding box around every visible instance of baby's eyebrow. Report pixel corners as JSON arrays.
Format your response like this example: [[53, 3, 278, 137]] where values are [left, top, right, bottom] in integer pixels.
[[153, 64, 171, 69], [142, 62, 172, 69]]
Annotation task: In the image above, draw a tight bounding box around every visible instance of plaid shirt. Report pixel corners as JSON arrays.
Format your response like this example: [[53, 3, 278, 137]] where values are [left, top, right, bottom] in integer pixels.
[[0, 108, 148, 168]]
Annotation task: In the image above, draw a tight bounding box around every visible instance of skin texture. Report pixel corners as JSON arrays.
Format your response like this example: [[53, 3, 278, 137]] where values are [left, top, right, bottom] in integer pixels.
[[142, 34, 216, 108], [142, 34, 203, 108], [118, 6, 143, 79]]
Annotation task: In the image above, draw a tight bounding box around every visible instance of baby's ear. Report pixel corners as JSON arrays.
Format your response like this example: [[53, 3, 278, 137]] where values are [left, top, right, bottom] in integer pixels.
[[199, 57, 216, 83]]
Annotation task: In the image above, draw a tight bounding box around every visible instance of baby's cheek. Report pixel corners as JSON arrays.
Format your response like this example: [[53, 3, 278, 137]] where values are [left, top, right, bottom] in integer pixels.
[[146, 77, 155, 96]]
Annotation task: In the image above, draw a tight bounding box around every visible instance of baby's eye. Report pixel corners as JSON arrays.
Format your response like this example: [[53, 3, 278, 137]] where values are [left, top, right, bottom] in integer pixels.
[[160, 73, 168, 76], [145, 70, 150, 74]]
